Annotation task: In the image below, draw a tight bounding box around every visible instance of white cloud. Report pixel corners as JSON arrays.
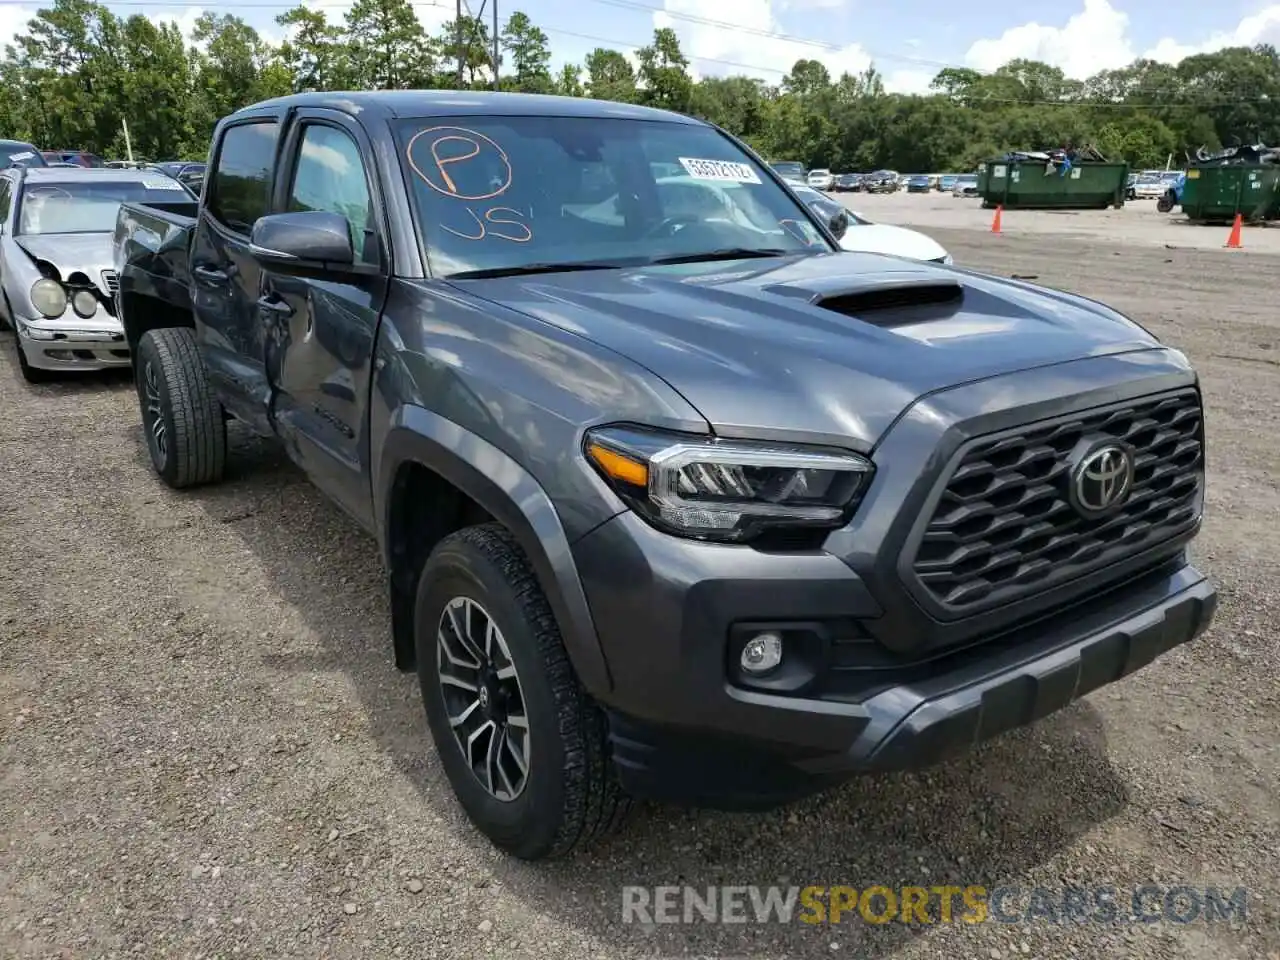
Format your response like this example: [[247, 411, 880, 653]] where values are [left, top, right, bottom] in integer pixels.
[[0, 4, 35, 51], [963, 0, 1280, 81], [964, 0, 1134, 78], [1145, 6, 1280, 64], [654, 0, 872, 84], [147, 6, 206, 45]]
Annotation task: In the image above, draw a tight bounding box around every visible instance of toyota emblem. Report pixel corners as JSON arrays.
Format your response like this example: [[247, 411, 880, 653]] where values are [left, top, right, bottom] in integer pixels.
[[1071, 444, 1135, 517]]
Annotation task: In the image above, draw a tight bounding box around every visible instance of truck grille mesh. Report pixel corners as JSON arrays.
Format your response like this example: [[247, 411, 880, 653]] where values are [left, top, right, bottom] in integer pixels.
[[910, 390, 1203, 613]]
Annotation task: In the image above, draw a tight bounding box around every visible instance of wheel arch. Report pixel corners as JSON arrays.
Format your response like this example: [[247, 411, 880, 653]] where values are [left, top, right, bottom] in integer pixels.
[[376, 404, 613, 698]]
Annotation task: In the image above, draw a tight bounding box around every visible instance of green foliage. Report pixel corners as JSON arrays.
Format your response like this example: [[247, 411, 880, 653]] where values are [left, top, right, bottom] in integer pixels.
[[1, 3, 1277, 171]]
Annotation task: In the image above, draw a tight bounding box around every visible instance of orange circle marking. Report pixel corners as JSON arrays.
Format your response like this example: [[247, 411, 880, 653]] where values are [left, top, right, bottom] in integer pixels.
[[406, 125, 513, 202]]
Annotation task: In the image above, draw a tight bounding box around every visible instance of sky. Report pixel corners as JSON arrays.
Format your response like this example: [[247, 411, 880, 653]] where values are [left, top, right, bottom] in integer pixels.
[[2, 0, 1280, 93]]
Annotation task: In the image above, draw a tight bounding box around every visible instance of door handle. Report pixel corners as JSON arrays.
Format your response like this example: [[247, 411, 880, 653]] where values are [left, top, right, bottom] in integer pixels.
[[193, 264, 228, 283], [256, 294, 294, 317]]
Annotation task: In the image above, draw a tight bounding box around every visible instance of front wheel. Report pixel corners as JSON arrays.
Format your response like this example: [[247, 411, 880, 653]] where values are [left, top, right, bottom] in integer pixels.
[[415, 524, 630, 860], [135, 328, 226, 489], [1157, 194, 1175, 213]]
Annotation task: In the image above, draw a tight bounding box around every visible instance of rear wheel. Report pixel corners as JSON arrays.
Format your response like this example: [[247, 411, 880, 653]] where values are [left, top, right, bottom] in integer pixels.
[[135, 328, 226, 489], [415, 524, 630, 860]]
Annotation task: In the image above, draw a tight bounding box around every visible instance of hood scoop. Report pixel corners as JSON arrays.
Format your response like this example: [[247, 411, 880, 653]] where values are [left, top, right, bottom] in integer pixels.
[[765, 274, 965, 326]]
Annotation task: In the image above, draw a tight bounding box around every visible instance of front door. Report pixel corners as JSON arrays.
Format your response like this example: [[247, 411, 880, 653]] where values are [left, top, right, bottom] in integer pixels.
[[191, 117, 281, 436], [260, 111, 389, 529]]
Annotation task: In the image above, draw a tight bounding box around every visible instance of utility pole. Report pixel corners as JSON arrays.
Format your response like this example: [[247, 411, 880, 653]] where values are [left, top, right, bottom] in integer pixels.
[[122, 117, 134, 165], [492, 0, 499, 91], [455, 0, 464, 88]]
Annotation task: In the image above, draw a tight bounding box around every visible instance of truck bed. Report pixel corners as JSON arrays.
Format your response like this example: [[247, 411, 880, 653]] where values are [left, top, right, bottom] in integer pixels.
[[113, 200, 199, 317]]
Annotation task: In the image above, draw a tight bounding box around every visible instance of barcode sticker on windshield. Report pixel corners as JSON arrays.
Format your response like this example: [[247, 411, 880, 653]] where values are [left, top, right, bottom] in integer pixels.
[[10, 151, 34, 161], [141, 176, 185, 190], [678, 157, 762, 184]]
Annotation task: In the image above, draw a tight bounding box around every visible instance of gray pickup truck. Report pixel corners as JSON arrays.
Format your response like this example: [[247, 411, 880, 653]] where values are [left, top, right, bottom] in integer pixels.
[[112, 91, 1216, 861]]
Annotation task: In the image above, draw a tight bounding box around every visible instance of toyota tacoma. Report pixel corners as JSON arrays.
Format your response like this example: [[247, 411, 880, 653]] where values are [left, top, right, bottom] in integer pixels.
[[112, 91, 1216, 861]]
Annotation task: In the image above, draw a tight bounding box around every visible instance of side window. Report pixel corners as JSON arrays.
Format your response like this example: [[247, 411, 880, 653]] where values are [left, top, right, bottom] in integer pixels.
[[209, 121, 279, 235], [287, 124, 376, 265], [0, 181, 11, 223]]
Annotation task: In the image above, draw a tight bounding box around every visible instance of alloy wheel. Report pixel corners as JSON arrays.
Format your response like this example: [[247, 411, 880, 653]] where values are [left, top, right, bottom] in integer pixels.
[[436, 596, 530, 801], [143, 360, 167, 460]]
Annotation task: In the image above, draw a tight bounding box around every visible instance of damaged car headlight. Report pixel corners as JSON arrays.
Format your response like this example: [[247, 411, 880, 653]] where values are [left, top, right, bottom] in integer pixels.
[[584, 425, 873, 542], [71, 289, 98, 318], [30, 279, 67, 318]]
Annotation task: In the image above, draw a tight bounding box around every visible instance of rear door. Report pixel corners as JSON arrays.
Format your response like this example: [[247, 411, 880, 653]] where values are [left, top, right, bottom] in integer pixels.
[[260, 109, 390, 528], [190, 115, 282, 435]]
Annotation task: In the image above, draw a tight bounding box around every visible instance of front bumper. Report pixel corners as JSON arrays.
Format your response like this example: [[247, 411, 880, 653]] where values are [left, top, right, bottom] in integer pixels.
[[571, 352, 1214, 809], [16, 315, 130, 371]]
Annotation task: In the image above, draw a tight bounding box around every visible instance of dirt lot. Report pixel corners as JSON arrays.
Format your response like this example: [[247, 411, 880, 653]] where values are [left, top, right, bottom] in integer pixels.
[[2, 221, 1278, 960]]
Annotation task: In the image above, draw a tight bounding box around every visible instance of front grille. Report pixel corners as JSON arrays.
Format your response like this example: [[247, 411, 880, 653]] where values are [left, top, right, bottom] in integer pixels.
[[101, 269, 119, 294], [910, 390, 1203, 614]]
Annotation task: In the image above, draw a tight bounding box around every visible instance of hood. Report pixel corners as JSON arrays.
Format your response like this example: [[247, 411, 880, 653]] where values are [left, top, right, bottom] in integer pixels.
[[449, 253, 1161, 448], [839, 223, 947, 262], [15, 233, 115, 293]]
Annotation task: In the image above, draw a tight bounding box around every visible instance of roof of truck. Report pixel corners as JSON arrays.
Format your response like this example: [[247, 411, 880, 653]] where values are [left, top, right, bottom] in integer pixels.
[[237, 90, 703, 125]]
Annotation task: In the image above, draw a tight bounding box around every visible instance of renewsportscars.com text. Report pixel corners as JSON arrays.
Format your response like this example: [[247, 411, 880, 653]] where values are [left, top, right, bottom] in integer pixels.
[[621, 885, 1248, 926]]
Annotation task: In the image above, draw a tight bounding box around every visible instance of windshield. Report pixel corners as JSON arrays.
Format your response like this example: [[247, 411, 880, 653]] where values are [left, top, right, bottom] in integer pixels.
[[18, 177, 191, 235], [2, 144, 46, 168], [398, 117, 829, 277]]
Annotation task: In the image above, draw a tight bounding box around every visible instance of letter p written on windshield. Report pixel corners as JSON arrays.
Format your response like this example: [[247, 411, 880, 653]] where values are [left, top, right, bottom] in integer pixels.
[[405, 126, 532, 242]]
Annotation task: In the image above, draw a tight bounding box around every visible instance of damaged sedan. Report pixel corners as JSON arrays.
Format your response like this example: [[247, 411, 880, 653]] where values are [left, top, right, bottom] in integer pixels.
[[0, 167, 193, 382]]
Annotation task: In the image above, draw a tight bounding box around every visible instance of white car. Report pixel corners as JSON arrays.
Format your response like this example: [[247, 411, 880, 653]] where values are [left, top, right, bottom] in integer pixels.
[[807, 168, 834, 191], [790, 183, 952, 264]]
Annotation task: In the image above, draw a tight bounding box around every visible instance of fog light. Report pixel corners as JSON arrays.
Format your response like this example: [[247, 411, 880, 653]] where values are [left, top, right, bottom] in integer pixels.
[[740, 631, 783, 674]]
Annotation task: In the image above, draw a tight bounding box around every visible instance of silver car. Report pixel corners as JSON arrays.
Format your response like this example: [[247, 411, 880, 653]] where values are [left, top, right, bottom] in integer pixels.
[[0, 167, 193, 382]]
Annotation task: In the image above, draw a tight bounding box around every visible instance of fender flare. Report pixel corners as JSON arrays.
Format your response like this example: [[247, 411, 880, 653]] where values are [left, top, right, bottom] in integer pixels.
[[375, 404, 613, 696]]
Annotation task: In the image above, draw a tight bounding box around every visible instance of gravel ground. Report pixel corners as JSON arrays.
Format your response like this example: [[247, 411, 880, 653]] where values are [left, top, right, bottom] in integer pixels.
[[2, 227, 1278, 960]]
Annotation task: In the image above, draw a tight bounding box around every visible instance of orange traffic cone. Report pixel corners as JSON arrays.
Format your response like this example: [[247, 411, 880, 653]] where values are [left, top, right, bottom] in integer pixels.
[[991, 205, 1003, 234], [1225, 214, 1243, 249]]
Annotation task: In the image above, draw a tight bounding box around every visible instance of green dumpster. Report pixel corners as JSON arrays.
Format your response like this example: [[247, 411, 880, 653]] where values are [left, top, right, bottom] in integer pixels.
[[1180, 165, 1280, 223], [976, 159, 1129, 210]]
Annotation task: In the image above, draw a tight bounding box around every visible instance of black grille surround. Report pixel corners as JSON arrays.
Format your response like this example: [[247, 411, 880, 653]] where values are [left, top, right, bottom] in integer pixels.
[[906, 389, 1204, 618]]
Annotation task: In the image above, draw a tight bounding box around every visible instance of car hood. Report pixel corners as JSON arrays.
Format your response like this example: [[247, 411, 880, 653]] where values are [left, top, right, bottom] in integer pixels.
[[15, 233, 115, 293], [450, 253, 1161, 448], [840, 223, 947, 262]]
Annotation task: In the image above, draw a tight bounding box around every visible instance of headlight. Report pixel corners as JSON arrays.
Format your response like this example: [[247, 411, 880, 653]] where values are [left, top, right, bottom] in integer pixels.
[[584, 426, 873, 543], [72, 289, 98, 318], [30, 279, 67, 318]]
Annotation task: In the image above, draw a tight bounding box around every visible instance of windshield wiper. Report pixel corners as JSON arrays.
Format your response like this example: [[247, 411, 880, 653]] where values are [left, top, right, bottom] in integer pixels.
[[645, 248, 794, 266], [446, 260, 627, 279]]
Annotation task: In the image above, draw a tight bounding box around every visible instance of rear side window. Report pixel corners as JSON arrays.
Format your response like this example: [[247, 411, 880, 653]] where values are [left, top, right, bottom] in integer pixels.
[[209, 121, 279, 235]]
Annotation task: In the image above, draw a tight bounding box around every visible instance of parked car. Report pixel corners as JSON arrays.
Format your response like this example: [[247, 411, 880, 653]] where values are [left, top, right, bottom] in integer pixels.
[[938, 174, 959, 192], [863, 169, 899, 193], [905, 174, 932, 194], [806, 168, 834, 191], [115, 90, 1214, 862], [832, 173, 861, 192], [952, 174, 979, 197], [791, 184, 951, 262], [769, 160, 806, 187], [1131, 174, 1167, 200], [147, 161, 207, 195], [40, 150, 106, 168], [0, 166, 193, 381], [0, 140, 47, 169]]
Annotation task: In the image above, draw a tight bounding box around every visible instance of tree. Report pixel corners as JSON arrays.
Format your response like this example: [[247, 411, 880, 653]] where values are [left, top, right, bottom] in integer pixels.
[[584, 48, 636, 103], [555, 63, 583, 98], [500, 11, 551, 94], [276, 5, 345, 92], [636, 27, 691, 113], [438, 15, 492, 87], [344, 0, 431, 90]]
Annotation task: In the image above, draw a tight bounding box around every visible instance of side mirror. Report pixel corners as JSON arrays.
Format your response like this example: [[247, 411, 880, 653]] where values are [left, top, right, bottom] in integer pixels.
[[250, 211, 354, 267], [828, 210, 849, 240]]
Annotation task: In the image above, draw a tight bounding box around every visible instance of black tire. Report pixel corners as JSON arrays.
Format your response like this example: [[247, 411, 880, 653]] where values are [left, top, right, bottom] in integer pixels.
[[135, 327, 226, 488], [415, 523, 630, 860]]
